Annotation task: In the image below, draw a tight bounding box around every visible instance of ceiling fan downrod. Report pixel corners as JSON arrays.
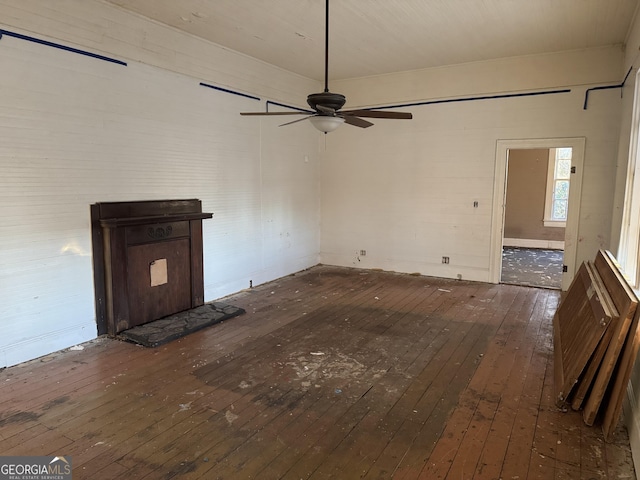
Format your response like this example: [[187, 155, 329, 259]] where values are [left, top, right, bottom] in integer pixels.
[[324, 0, 329, 93], [306, 0, 346, 114]]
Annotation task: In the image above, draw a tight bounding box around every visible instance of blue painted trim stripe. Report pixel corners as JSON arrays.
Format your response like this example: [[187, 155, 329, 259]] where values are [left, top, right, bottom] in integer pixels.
[[266, 100, 313, 113], [369, 89, 571, 111], [0, 29, 127, 66], [199, 82, 260, 101]]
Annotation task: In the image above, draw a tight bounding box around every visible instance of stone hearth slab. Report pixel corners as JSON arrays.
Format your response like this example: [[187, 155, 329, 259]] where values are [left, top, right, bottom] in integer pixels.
[[119, 302, 245, 347]]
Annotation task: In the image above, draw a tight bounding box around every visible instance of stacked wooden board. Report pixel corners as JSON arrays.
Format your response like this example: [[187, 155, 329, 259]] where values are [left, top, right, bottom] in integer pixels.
[[553, 250, 639, 440]]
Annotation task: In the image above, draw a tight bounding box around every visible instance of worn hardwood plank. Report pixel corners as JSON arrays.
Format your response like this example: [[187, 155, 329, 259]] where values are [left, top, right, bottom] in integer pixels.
[[449, 291, 549, 476], [425, 289, 554, 479], [409, 287, 529, 479], [0, 266, 634, 480], [362, 282, 493, 479]]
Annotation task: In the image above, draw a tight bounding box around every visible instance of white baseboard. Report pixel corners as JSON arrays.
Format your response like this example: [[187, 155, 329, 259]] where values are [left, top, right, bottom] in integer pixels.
[[503, 238, 565, 250], [1, 323, 96, 368], [319, 253, 491, 283]]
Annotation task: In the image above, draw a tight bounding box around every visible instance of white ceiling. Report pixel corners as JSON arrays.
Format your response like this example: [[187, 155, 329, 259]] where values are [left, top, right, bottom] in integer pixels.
[[105, 0, 639, 82]]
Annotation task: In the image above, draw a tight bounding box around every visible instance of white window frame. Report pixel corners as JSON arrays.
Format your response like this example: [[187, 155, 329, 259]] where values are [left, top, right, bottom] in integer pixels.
[[618, 70, 640, 289], [543, 148, 570, 228]]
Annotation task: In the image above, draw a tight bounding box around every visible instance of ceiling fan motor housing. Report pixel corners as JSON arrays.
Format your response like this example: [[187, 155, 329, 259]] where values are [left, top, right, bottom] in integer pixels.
[[307, 92, 346, 113]]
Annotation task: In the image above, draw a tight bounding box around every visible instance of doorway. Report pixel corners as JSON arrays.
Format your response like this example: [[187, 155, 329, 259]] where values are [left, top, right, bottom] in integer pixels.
[[501, 148, 568, 289], [490, 138, 585, 291]]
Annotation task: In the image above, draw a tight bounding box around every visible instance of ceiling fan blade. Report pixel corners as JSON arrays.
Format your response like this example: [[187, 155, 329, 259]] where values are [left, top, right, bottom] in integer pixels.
[[342, 109, 413, 120], [343, 115, 374, 128], [279, 115, 315, 127], [240, 111, 312, 116]]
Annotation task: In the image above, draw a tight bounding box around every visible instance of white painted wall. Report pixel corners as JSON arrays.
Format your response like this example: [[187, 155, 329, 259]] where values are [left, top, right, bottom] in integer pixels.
[[321, 52, 623, 282], [0, 0, 321, 367], [333, 46, 623, 109]]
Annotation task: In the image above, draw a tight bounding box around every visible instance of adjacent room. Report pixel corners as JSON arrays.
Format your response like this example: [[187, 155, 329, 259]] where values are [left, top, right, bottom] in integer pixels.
[[2, 0, 640, 478]]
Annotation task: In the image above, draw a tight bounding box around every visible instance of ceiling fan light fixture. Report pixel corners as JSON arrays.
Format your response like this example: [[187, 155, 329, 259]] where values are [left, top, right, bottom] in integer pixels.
[[309, 115, 344, 133]]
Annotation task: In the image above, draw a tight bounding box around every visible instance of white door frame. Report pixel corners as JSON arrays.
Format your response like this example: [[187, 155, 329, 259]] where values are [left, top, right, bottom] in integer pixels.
[[489, 137, 586, 291]]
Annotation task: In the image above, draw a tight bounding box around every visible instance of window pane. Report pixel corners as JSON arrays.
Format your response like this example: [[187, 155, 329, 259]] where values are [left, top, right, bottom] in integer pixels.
[[556, 159, 571, 179], [555, 180, 569, 200], [557, 147, 572, 160], [545, 147, 572, 223], [552, 199, 568, 220]]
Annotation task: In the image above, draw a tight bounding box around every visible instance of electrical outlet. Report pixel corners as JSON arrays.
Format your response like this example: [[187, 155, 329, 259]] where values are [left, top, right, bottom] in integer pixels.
[[360, 250, 367, 256], [442, 256, 449, 264]]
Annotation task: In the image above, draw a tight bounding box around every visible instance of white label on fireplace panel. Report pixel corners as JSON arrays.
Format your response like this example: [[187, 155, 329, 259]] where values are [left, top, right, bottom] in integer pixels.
[[150, 258, 168, 287]]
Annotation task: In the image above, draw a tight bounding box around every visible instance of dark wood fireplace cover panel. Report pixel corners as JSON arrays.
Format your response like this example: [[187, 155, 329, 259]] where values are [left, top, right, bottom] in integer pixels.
[[127, 238, 192, 330], [91, 199, 212, 336]]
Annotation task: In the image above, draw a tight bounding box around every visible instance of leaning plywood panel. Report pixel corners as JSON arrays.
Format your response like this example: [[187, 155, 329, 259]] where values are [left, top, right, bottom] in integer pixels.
[[553, 262, 613, 406], [595, 252, 640, 439], [583, 250, 638, 426], [570, 261, 619, 411]]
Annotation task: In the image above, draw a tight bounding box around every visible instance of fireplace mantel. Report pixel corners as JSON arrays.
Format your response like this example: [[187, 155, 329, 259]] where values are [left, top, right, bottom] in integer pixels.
[[91, 199, 213, 336], [99, 212, 212, 228]]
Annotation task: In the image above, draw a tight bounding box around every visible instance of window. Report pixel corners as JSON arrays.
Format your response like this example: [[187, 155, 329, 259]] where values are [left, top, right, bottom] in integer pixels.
[[544, 147, 572, 227], [617, 70, 640, 289]]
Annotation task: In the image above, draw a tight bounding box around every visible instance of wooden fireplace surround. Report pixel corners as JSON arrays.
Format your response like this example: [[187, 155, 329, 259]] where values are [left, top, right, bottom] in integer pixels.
[[91, 199, 213, 336]]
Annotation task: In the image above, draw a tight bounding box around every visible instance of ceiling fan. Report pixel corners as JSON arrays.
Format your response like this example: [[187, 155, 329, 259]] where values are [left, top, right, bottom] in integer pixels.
[[240, 0, 412, 133]]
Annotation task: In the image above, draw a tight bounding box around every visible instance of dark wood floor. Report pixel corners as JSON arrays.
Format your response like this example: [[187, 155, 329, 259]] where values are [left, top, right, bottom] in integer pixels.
[[0, 266, 635, 479]]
